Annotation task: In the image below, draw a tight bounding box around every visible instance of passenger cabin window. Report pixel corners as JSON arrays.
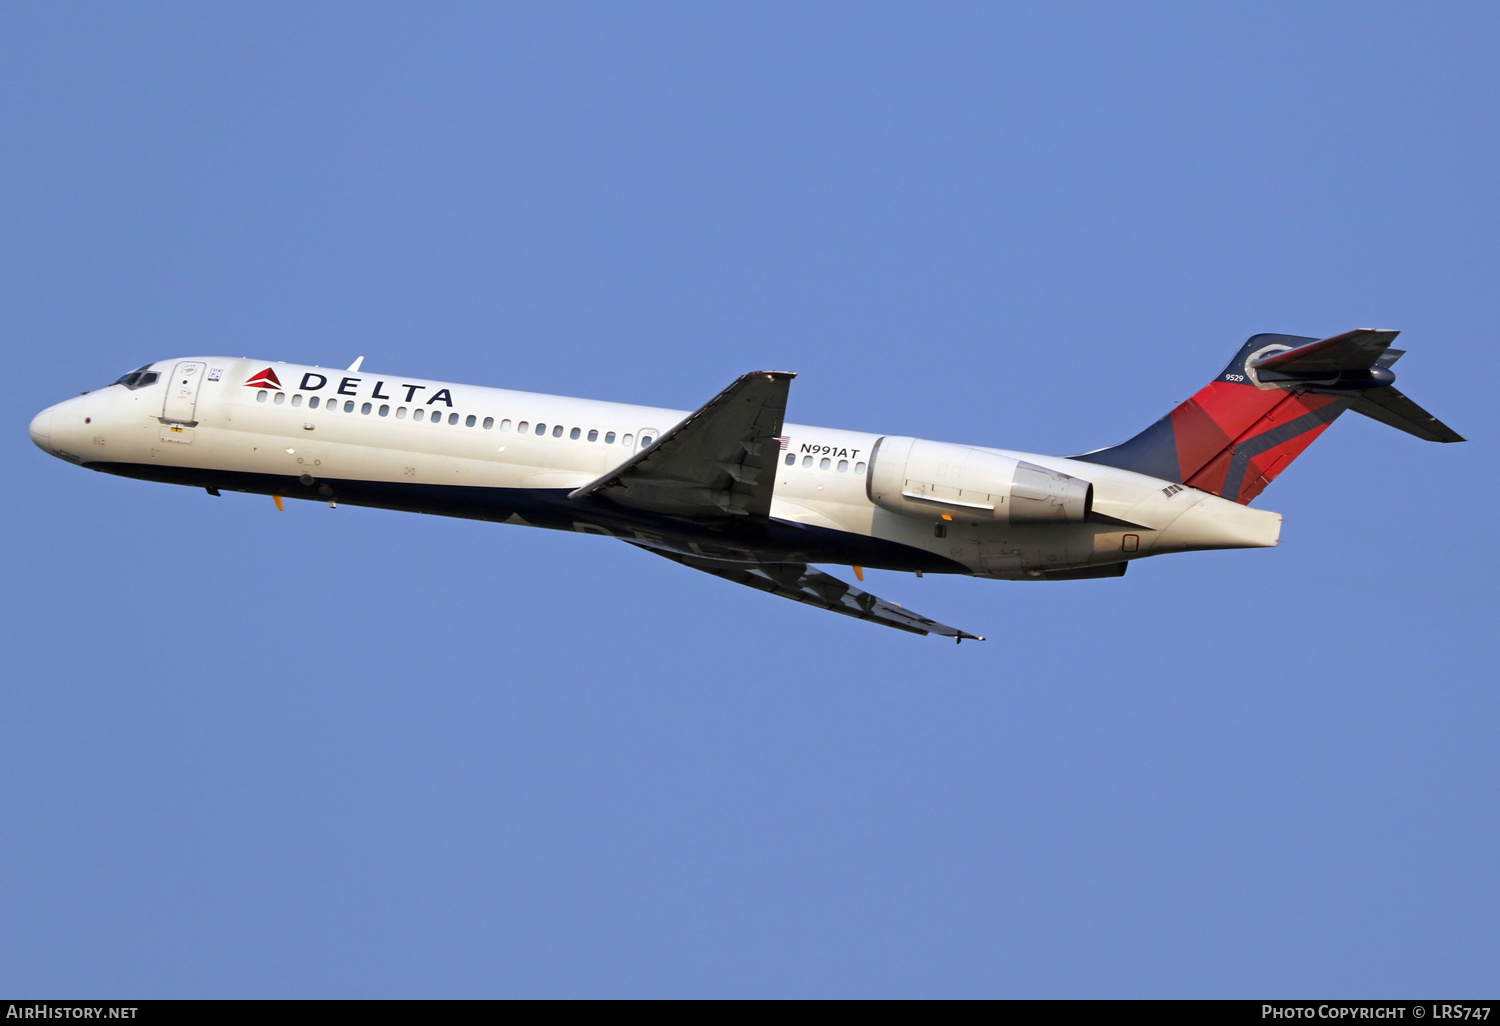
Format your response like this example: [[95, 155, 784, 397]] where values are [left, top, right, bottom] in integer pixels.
[[344, 400, 355, 413], [785, 453, 795, 466], [448, 413, 459, 425], [396, 407, 408, 419], [501, 419, 512, 431], [552, 424, 564, 437], [837, 459, 848, 472], [483, 417, 494, 429], [466, 415, 477, 427], [587, 429, 598, 441], [256, 391, 268, 403], [274, 392, 286, 405], [519, 421, 530, 434], [361, 402, 372, 414], [379, 405, 390, 417], [291, 394, 303, 407], [570, 427, 581, 440], [855, 461, 866, 475], [309, 396, 321, 409], [622, 433, 633, 447], [605, 432, 616, 444], [641, 435, 654, 447], [820, 457, 831, 470]]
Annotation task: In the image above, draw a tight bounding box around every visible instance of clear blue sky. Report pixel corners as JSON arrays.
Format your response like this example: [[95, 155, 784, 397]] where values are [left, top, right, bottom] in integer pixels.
[[2, 2, 1495, 998]]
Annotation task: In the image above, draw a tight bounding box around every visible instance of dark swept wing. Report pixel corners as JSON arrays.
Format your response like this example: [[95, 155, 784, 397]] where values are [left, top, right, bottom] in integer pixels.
[[569, 371, 794, 517], [633, 544, 985, 642]]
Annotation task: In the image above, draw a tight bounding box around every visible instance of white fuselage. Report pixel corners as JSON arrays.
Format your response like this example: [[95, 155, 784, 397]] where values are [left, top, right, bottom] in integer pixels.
[[30, 356, 1281, 576]]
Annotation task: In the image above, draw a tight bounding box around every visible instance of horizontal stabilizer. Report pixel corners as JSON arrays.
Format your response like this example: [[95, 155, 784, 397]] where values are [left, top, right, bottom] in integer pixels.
[[1250, 328, 1399, 374], [1351, 387, 1465, 443]]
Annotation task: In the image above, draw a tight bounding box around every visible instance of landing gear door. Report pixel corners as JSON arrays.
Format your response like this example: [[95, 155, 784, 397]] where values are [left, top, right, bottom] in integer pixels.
[[161, 361, 206, 424]]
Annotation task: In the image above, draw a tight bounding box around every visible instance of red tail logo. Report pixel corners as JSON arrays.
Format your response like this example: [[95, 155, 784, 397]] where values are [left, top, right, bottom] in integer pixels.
[[245, 367, 282, 389]]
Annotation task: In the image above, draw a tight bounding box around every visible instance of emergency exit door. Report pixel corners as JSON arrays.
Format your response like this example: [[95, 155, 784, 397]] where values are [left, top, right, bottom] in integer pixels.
[[161, 361, 205, 424]]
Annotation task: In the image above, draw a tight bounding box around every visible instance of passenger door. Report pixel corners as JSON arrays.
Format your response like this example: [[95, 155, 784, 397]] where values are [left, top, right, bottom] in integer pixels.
[[161, 361, 206, 424]]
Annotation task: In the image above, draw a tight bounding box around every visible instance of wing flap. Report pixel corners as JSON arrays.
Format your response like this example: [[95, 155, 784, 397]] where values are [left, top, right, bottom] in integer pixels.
[[570, 371, 794, 517], [634, 544, 984, 641]]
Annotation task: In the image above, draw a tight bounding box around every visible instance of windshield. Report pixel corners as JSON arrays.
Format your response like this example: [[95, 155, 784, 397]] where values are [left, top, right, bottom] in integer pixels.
[[112, 365, 160, 390]]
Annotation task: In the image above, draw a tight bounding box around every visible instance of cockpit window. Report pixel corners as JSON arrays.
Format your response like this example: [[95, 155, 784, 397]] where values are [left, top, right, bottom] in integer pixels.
[[112, 366, 160, 390]]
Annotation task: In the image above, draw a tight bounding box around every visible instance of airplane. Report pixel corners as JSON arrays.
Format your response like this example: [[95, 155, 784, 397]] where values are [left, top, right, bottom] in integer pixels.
[[29, 330, 1461, 641]]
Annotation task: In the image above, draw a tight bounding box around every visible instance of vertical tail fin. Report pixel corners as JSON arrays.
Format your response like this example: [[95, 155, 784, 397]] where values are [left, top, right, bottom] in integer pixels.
[[1074, 330, 1459, 504]]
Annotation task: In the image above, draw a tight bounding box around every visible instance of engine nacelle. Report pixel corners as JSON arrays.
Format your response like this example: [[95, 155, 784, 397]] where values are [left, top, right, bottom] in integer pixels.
[[866, 436, 1092, 524]]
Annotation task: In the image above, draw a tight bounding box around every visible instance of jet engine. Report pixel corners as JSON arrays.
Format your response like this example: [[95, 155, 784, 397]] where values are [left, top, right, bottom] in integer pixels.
[[866, 436, 1092, 524]]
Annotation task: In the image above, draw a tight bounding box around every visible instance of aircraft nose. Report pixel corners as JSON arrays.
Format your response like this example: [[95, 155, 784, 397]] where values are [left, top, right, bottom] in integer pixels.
[[29, 406, 54, 451]]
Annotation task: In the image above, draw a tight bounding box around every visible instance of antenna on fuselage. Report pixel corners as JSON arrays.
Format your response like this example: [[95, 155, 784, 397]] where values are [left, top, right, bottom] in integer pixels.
[[347, 356, 364, 372]]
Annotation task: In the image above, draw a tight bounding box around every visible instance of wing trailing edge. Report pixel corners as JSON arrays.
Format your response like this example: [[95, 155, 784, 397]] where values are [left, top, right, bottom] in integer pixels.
[[632, 544, 984, 642]]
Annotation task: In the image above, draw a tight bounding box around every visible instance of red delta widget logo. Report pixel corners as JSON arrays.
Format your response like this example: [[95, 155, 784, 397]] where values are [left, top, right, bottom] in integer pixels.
[[245, 367, 282, 390]]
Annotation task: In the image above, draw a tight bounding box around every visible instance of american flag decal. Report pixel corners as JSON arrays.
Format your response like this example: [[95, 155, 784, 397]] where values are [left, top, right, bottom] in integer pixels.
[[776, 436, 790, 450]]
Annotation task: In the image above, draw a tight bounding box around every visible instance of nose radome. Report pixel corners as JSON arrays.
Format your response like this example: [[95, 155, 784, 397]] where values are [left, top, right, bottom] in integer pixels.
[[29, 406, 53, 451]]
